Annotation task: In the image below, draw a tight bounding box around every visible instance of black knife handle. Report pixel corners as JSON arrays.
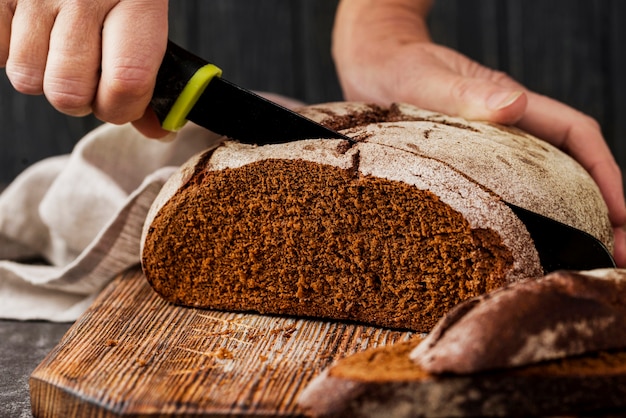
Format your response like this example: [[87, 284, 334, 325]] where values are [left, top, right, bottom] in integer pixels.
[[150, 40, 222, 131]]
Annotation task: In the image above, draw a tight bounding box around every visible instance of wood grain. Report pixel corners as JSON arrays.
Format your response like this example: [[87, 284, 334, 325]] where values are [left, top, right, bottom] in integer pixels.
[[29, 267, 413, 417]]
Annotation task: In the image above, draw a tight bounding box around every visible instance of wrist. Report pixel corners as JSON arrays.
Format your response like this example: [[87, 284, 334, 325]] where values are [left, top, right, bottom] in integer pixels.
[[333, 0, 432, 50], [332, 0, 433, 102]]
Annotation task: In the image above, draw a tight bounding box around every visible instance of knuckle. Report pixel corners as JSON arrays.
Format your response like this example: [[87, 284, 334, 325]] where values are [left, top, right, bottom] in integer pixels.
[[107, 63, 154, 100], [92, 107, 127, 125], [569, 112, 603, 141], [95, 63, 155, 123], [581, 113, 601, 131], [46, 92, 93, 116], [489, 69, 513, 84], [57, 0, 101, 18], [43, 76, 95, 116], [6, 63, 44, 94], [449, 77, 474, 102]]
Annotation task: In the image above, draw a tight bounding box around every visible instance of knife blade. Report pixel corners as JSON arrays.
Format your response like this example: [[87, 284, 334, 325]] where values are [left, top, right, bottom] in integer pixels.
[[507, 202, 615, 272], [150, 41, 352, 144]]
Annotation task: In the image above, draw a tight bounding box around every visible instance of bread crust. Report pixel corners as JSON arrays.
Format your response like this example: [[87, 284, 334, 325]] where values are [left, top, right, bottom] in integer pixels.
[[299, 102, 612, 250]]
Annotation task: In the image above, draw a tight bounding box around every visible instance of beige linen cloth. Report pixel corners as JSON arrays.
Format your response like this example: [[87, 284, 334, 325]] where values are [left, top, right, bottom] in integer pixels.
[[0, 94, 303, 322], [0, 122, 224, 322]]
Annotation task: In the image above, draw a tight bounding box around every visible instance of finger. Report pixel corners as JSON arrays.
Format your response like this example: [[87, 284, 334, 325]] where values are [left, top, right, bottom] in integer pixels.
[[390, 62, 527, 126], [613, 227, 626, 268], [5, 0, 55, 94], [396, 70, 528, 125], [0, 1, 13, 67], [93, 0, 168, 125], [445, 75, 528, 125], [391, 45, 528, 125], [586, 159, 626, 227], [517, 93, 626, 228], [131, 107, 171, 139], [44, 2, 105, 116]]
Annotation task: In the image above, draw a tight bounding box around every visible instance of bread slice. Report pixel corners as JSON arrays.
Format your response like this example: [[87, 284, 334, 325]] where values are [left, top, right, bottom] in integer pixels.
[[140, 102, 611, 332], [298, 268, 626, 417]]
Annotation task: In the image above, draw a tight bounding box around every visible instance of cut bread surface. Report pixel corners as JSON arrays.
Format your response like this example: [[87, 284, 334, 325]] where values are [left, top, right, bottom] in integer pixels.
[[143, 157, 515, 331]]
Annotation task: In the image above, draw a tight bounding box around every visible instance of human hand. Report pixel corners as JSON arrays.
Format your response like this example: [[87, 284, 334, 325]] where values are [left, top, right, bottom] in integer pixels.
[[333, 0, 626, 266], [0, 0, 170, 138]]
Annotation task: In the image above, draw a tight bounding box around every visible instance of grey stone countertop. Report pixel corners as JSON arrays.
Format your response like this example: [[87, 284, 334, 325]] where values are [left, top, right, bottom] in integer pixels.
[[0, 319, 72, 418]]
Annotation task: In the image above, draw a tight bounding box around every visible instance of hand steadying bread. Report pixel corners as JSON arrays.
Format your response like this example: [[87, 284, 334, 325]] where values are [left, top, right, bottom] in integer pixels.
[[333, 0, 626, 265]]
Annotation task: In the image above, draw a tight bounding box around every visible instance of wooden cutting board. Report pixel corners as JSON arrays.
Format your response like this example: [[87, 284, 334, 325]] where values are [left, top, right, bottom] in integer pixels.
[[29, 267, 413, 417]]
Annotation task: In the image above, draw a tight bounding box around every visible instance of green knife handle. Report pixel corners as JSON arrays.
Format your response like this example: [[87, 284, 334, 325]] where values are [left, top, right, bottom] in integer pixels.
[[151, 41, 222, 131]]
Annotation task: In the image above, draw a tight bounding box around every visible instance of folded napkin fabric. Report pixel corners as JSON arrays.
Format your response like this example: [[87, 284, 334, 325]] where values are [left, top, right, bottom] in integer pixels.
[[0, 122, 222, 322]]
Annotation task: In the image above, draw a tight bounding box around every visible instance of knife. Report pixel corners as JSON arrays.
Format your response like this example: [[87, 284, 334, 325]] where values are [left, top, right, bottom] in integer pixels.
[[149, 41, 616, 273], [150, 40, 352, 144], [507, 203, 615, 272]]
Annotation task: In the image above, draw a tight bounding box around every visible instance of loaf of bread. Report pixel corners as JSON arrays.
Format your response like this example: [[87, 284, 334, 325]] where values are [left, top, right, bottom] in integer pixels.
[[298, 339, 626, 417], [298, 268, 626, 417], [412, 268, 626, 374], [141, 102, 612, 331]]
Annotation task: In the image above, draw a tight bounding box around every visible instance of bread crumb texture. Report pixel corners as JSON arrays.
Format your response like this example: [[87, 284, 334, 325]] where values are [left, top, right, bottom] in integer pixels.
[[143, 159, 512, 332]]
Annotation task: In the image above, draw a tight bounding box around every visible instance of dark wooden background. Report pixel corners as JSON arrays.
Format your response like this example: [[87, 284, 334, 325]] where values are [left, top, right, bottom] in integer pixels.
[[1, 0, 625, 189]]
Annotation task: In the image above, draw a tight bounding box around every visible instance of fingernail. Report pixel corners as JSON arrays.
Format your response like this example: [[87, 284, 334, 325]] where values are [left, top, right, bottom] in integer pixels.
[[487, 91, 524, 110]]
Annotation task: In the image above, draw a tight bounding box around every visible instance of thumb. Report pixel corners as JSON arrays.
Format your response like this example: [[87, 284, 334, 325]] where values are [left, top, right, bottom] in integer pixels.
[[613, 226, 626, 268], [131, 107, 172, 140], [414, 73, 528, 125]]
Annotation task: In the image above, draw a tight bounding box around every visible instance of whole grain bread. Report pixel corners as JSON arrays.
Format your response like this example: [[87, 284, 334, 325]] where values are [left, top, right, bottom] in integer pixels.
[[140, 102, 611, 331]]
